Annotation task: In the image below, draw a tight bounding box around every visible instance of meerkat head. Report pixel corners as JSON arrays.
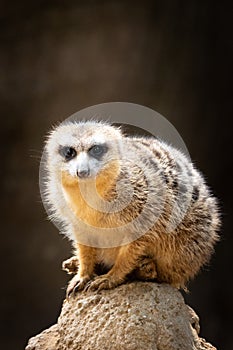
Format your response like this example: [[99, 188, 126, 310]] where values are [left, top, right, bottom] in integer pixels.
[[45, 120, 123, 180]]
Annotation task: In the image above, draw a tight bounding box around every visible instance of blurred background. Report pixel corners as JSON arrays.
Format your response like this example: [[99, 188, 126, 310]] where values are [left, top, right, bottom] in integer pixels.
[[0, 1, 232, 349]]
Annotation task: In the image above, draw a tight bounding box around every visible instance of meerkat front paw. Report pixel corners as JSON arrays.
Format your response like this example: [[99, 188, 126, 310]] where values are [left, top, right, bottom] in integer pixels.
[[66, 274, 93, 297], [62, 256, 79, 275], [84, 274, 122, 292]]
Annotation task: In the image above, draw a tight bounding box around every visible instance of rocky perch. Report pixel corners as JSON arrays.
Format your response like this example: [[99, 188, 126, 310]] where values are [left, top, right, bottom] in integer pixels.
[[25, 282, 216, 350]]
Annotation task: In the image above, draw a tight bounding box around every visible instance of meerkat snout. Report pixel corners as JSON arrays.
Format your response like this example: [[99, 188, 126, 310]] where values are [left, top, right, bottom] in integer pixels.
[[74, 152, 91, 179], [77, 168, 90, 178]]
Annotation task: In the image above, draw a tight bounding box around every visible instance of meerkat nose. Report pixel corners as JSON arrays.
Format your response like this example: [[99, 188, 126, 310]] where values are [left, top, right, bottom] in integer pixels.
[[77, 169, 90, 178]]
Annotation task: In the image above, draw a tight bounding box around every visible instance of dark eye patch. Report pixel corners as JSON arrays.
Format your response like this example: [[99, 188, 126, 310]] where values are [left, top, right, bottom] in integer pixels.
[[88, 144, 108, 159], [59, 146, 77, 161]]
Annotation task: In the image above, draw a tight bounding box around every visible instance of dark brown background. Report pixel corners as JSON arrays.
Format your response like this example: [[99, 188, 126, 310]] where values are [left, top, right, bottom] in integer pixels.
[[0, 1, 232, 349]]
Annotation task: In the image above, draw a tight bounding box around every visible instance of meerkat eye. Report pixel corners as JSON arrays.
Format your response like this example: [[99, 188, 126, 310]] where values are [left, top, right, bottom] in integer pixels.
[[88, 144, 106, 158], [59, 146, 77, 161]]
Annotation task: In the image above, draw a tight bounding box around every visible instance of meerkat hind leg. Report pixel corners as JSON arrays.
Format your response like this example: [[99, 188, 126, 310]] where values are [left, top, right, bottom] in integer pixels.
[[133, 256, 157, 281]]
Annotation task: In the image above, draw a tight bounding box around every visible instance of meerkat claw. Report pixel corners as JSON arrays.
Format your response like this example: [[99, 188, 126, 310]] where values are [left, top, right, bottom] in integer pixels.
[[86, 275, 119, 292], [66, 275, 91, 297]]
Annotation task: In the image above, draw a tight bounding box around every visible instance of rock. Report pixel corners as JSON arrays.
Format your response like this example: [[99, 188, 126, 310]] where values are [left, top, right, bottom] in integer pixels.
[[26, 325, 59, 350], [25, 282, 217, 350]]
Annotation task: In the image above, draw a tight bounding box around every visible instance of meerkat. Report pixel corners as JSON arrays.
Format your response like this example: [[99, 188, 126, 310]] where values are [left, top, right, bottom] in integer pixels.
[[43, 120, 220, 296]]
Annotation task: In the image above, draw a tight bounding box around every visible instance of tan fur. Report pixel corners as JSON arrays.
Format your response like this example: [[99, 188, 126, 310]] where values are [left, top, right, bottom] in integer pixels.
[[61, 160, 120, 228]]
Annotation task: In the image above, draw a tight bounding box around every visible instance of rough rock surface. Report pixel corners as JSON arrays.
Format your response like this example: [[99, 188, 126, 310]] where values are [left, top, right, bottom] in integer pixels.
[[26, 282, 217, 350]]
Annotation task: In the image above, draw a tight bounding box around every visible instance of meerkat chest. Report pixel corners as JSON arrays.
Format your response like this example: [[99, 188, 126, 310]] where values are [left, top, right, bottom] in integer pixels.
[[61, 170, 119, 228], [96, 247, 121, 267]]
